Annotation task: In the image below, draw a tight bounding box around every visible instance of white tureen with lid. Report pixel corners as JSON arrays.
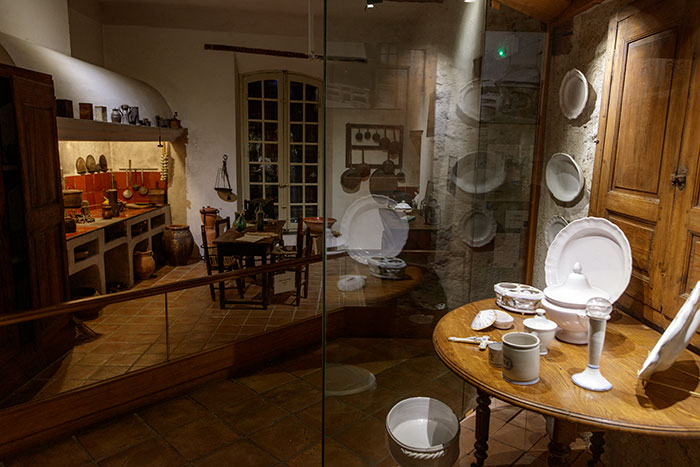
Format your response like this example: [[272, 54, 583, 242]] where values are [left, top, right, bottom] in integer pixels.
[[541, 262, 609, 344]]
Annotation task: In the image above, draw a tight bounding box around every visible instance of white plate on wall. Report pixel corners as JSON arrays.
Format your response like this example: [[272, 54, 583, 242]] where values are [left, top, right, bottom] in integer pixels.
[[339, 195, 408, 265], [544, 215, 568, 247], [545, 217, 632, 303], [461, 208, 497, 248], [452, 151, 506, 194], [545, 153, 584, 203], [559, 68, 588, 120]]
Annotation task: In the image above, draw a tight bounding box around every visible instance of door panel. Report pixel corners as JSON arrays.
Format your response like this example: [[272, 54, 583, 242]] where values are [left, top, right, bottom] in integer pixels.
[[591, 0, 696, 318]]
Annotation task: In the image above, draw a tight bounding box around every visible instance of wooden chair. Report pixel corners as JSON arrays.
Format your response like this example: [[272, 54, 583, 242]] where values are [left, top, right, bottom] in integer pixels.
[[272, 216, 312, 306], [201, 217, 244, 301]]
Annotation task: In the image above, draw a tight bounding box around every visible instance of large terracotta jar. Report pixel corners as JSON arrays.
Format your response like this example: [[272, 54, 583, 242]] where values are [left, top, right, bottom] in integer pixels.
[[134, 249, 156, 279], [163, 224, 195, 266]]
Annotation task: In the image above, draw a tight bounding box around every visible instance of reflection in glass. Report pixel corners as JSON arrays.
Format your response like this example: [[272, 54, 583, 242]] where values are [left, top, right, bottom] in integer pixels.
[[250, 184, 262, 199], [291, 205, 302, 221], [264, 101, 278, 121], [291, 186, 302, 203], [265, 164, 278, 183], [305, 124, 318, 143], [291, 124, 303, 142], [290, 165, 303, 183], [264, 79, 278, 99], [290, 103, 303, 122], [248, 122, 262, 141], [248, 143, 262, 162], [291, 145, 303, 163], [265, 143, 278, 162], [264, 122, 278, 142], [248, 100, 262, 119], [306, 103, 319, 122], [265, 185, 279, 201], [306, 84, 318, 101], [305, 146, 318, 163], [248, 80, 261, 98], [305, 205, 318, 217], [290, 81, 303, 100], [305, 165, 318, 183], [305, 186, 318, 203], [249, 165, 262, 183]]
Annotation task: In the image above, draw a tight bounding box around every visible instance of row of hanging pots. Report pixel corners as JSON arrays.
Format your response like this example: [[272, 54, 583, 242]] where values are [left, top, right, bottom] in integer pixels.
[[352, 127, 402, 156], [341, 155, 406, 195]]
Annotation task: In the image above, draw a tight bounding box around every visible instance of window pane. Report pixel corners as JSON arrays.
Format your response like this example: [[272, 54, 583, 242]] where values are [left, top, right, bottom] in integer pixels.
[[265, 185, 279, 201], [305, 205, 318, 217], [290, 165, 303, 183], [305, 84, 319, 102], [291, 124, 303, 142], [290, 103, 303, 122], [291, 145, 303, 163], [305, 124, 318, 143], [290, 186, 302, 203], [248, 81, 262, 98], [272, 205, 279, 219], [265, 164, 278, 183], [248, 143, 262, 162], [290, 81, 303, 101], [265, 143, 278, 162], [305, 186, 318, 203], [264, 101, 278, 121], [306, 103, 318, 122], [250, 184, 263, 199], [264, 79, 278, 99], [248, 100, 262, 119], [291, 205, 302, 221], [305, 146, 318, 163], [249, 165, 262, 182], [305, 165, 318, 183], [264, 122, 278, 142], [248, 122, 262, 141]]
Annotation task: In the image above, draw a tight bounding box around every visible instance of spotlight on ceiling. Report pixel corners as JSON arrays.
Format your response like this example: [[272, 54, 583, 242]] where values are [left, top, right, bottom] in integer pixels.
[[366, 0, 383, 10]]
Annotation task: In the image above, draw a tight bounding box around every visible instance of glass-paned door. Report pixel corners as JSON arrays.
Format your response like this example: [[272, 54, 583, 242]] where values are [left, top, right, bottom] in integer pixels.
[[241, 72, 323, 228]]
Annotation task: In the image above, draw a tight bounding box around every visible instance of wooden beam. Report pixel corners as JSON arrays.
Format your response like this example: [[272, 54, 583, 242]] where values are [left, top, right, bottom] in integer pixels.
[[495, 0, 570, 23], [553, 0, 605, 25]]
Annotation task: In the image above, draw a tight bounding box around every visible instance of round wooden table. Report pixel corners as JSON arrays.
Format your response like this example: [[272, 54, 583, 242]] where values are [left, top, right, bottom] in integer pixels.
[[433, 299, 700, 466]]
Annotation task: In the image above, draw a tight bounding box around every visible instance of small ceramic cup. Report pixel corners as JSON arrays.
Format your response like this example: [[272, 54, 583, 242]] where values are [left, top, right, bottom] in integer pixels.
[[502, 332, 540, 385], [488, 342, 503, 367], [523, 322, 557, 356]]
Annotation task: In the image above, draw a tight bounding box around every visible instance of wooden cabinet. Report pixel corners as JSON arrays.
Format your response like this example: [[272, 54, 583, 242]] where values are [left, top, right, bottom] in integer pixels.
[[590, 0, 700, 345], [0, 63, 72, 397]]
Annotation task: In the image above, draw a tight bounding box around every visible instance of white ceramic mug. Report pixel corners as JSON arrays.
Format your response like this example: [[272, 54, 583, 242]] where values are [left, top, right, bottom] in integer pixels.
[[523, 324, 556, 355], [502, 332, 540, 385]]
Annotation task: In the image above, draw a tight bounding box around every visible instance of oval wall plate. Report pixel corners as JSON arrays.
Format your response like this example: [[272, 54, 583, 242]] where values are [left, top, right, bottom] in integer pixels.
[[545, 215, 568, 247], [461, 208, 497, 248], [545, 153, 583, 203], [559, 68, 588, 119]]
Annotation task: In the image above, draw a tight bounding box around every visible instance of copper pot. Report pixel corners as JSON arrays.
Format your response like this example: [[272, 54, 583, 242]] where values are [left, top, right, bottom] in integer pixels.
[[63, 189, 83, 209]]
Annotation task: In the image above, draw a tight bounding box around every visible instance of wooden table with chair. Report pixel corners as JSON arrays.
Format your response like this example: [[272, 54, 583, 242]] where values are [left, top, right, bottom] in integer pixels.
[[211, 219, 286, 309], [433, 299, 700, 466]]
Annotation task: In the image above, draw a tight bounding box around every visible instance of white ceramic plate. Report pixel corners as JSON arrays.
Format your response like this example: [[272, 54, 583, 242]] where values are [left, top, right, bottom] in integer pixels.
[[461, 208, 497, 248], [545, 153, 583, 203], [545, 215, 568, 247], [638, 281, 700, 380], [452, 151, 506, 194], [545, 217, 632, 303], [339, 195, 409, 265], [559, 68, 588, 119]]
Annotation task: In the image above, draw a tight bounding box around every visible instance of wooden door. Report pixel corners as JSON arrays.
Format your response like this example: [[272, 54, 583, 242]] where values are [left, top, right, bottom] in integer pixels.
[[589, 0, 699, 328]]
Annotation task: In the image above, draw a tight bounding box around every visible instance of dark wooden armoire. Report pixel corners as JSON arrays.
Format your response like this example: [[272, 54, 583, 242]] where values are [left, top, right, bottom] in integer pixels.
[[0, 63, 73, 399]]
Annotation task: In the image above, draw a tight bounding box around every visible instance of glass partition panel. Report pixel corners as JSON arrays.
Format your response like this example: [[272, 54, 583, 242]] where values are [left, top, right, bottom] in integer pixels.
[[324, 0, 545, 463]]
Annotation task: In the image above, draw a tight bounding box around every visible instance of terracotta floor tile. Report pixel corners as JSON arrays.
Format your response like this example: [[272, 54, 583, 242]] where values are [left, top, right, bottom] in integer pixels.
[[288, 438, 367, 467], [261, 379, 321, 413], [297, 398, 366, 435], [98, 437, 187, 467], [492, 422, 544, 451], [76, 414, 154, 461], [139, 397, 211, 435], [88, 365, 130, 381], [162, 417, 239, 461], [4, 437, 92, 467], [248, 415, 320, 461], [217, 395, 288, 435], [106, 353, 141, 367], [480, 439, 525, 466], [337, 385, 404, 414], [62, 364, 101, 380], [236, 365, 296, 393], [188, 379, 257, 410], [193, 438, 279, 467], [510, 410, 547, 434], [332, 415, 388, 463]]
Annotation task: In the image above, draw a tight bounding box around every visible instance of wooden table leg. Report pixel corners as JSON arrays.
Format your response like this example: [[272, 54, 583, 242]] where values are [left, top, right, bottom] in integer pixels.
[[218, 248, 225, 309], [547, 419, 577, 467], [588, 431, 605, 466], [472, 390, 491, 467], [261, 251, 268, 309]]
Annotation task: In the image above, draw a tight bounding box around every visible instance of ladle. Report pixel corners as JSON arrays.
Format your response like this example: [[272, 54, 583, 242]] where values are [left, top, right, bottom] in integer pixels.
[[123, 160, 133, 199], [139, 170, 149, 195]]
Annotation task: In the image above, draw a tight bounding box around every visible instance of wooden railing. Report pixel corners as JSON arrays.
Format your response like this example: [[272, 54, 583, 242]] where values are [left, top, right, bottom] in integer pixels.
[[0, 255, 322, 327]]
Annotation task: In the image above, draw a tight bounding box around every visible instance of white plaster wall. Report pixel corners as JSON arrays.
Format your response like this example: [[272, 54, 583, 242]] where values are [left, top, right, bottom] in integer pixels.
[[68, 0, 104, 66], [0, 0, 71, 55], [531, 0, 622, 289], [102, 26, 321, 241]]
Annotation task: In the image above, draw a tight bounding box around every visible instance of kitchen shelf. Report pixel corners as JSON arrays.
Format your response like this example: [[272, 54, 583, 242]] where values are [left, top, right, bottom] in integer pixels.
[[57, 117, 187, 142]]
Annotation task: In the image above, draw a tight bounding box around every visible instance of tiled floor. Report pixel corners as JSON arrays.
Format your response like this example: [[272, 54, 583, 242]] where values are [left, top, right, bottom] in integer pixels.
[[1, 337, 592, 466]]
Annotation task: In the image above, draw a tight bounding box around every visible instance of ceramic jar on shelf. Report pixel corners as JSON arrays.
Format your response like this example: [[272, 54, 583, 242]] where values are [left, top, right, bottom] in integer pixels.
[[163, 224, 194, 266]]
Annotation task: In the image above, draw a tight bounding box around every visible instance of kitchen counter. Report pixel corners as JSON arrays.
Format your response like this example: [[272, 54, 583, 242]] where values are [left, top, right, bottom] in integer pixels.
[[66, 207, 164, 240]]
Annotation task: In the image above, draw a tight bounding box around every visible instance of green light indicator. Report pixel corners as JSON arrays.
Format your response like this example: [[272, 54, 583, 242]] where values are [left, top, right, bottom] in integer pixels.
[[498, 47, 506, 58]]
